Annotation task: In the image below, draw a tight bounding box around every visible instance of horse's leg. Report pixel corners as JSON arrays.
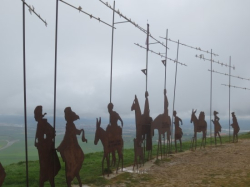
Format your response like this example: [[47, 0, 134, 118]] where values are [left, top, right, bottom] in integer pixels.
[[214, 131, 217, 146], [200, 133, 204, 149], [236, 133, 238, 142], [157, 136, 160, 159], [159, 134, 163, 159], [112, 151, 116, 167], [195, 132, 197, 150], [76, 173, 82, 187], [218, 132, 222, 145], [163, 133, 166, 156], [175, 137, 177, 153], [180, 139, 182, 151], [204, 131, 207, 147], [116, 152, 120, 174]]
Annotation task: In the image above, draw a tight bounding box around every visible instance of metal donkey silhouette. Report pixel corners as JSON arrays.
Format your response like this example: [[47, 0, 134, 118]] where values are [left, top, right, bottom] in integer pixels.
[[211, 110, 222, 145], [94, 117, 123, 176], [57, 107, 87, 187], [190, 109, 207, 149]]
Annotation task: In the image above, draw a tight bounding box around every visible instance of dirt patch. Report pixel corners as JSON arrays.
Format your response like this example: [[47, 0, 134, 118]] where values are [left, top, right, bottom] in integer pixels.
[[108, 139, 250, 187]]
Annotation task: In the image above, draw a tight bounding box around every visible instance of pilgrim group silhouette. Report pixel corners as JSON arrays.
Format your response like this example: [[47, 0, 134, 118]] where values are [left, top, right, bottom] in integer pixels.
[[0, 91, 241, 187]]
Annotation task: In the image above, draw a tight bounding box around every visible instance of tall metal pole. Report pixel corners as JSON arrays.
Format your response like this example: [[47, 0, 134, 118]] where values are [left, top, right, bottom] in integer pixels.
[[210, 49, 212, 145], [110, 1, 115, 104], [146, 24, 149, 92], [229, 56, 231, 142], [22, 1, 29, 186], [171, 40, 179, 151], [164, 29, 168, 89], [164, 29, 168, 155], [53, 0, 59, 180]]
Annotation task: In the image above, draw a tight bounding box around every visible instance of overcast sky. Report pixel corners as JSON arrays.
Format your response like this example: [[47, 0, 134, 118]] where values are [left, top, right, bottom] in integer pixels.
[[0, 0, 250, 123]]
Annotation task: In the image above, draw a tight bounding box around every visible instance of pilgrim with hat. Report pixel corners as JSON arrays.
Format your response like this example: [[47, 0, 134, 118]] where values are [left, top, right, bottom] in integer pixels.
[[57, 107, 87, 187], [34, 106, 61, 187]]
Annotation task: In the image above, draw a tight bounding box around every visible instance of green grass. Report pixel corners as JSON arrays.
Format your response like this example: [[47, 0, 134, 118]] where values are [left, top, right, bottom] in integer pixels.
[[2, 132, 250, 186]]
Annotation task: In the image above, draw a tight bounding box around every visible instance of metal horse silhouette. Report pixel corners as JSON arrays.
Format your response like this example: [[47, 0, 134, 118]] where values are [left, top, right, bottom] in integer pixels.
[[211, 110, 222, 145], [150, 111, 171, 158], [131, 94, 152, 159], [133, 138, 144, 170], [34, 106, 61, 187], [151, 89, 171, 158], [94, 117, 123, 176], [173, 110, 183, 152], [0, 163, 6, 187], [190, 109, 207, 149], [231, 112, 240, 143], [57, 107, 87, 187]]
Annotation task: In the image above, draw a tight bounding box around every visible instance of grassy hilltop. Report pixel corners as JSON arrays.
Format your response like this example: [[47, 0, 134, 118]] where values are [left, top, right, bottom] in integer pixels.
[[2, 132, 250, 187]]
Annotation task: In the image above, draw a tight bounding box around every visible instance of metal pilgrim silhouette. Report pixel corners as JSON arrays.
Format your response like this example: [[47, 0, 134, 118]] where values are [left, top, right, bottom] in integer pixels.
[[190, 109, 207, 149], [57, 107, 87, 187], [34, 106, 61, 187], [173, 110, 183, 152], [211, 111, 222, 145], [0, 163, 6, 187], [231, 112, 240, 143], [94, 103, 124, 176]]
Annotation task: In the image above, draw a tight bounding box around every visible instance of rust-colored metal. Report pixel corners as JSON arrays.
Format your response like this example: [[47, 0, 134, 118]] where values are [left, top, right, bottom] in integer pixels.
[[0, 163, 6, 187], [133, 138, 144, 170], [151, 89, 171, 158], [231, 112, 240, 143], [190, 109, 207, 149], [211, 111, 222, 145], [131, 94, 152, 160], [57, 107, 87, 187], [173, 110, 183, 152], [34, 106, 61, 187], [94, 117, 123, 176]]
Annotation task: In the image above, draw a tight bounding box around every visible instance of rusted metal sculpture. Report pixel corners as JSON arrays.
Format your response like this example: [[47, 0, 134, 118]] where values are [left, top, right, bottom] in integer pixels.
[[107, 103, 123, 167], [133, 138, 144, 170], [190, 109, 207, 149], [57, 107, 87, 187], [211, 111, 222, 145], [131, 94, 152, 160], [231, 112, 240, 143], [94, 117, 123, 176], [0, 163, 6, 187], [173, 110, 183, 152], [151, 89, 171, 158], [34, 106, 61, 187], [143, 91, 153, 157]]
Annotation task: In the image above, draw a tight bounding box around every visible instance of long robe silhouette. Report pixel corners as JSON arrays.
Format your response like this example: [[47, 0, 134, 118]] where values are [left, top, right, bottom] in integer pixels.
[[57, 107, 87, 187], [34, 106, 60, 187]]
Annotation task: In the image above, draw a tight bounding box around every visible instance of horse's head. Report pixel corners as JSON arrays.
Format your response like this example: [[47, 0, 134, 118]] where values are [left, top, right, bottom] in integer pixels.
[[190, 109, 197, 123], [94, 117, 101, 145], [131, 95, 138, 111]]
